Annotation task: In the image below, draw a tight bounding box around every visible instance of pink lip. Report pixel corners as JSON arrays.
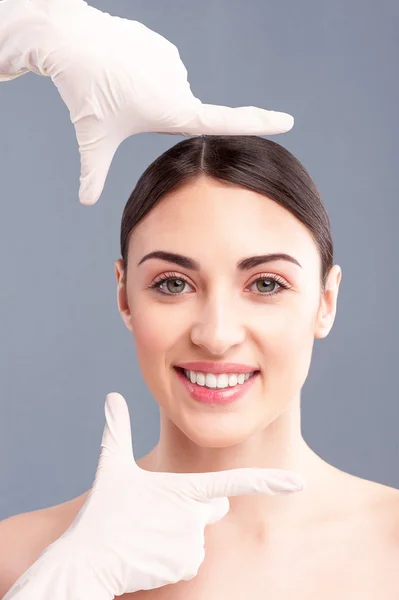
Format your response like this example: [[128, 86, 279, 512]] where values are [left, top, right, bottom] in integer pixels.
[[174, 367, 259, 405], [174, 361, 259, 374]]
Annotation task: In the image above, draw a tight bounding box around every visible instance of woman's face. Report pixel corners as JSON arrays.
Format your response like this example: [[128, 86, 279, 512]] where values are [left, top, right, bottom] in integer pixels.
[[115, 176, 341, 448]]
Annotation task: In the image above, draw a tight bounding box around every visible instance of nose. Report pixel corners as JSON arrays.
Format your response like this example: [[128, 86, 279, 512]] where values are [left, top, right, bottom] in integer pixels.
[[190, 291, 246, 355]]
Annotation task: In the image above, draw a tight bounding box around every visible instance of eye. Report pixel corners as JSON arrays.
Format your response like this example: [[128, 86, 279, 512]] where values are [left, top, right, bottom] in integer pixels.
[[148, 272, 291, 297], [148, 272, 192, 295], [249, 274, 291, 296]]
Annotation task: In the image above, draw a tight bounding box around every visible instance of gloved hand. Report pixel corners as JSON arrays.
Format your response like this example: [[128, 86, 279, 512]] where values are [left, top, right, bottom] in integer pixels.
[[0, 0, 295, 207], [4, 392, 306, 599]]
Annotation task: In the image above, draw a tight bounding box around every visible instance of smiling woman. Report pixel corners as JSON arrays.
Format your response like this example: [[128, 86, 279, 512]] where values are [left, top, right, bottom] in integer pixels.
[[108, 135, 399, 596], [2, 136, 399, 600]]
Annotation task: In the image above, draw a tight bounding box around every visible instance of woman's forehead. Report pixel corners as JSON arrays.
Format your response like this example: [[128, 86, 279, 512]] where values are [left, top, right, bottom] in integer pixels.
[[130, 179, 319, 270]]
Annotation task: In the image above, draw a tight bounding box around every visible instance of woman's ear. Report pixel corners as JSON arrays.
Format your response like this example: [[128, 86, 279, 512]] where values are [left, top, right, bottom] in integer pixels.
[[314, 265, 342, 339], [114, 259, 133, 333]]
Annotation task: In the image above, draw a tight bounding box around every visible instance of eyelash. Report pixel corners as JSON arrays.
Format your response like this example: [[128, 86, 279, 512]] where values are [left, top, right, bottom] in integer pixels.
[[148, 271, 291, 298]]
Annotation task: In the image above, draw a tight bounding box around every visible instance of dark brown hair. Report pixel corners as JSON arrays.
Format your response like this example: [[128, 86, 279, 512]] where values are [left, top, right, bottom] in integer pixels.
[[120, 135, 333, 289]]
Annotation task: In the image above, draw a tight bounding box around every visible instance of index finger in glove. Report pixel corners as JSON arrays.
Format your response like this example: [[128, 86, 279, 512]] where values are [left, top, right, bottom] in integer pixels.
[[180, 466, 306, 503]]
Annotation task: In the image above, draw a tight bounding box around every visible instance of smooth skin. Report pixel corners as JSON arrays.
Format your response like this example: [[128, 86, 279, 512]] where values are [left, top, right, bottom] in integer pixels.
[[1, 176, 399, 599]]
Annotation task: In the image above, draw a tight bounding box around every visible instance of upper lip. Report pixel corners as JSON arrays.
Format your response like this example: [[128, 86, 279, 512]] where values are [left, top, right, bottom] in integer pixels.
[[174, 362, 259, 374]]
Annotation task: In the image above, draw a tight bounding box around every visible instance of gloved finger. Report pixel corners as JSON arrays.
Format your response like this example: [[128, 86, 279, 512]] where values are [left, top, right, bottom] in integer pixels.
[[77, 123, 122, 206], [182, 467, 306, 502], [176, 103, 294, 136], [96, 393, 137, 468]]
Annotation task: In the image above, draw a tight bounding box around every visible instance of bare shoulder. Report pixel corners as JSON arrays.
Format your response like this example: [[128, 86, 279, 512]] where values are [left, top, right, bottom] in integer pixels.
[[352, 475, 399, 551], [0, 491, 90, 598]]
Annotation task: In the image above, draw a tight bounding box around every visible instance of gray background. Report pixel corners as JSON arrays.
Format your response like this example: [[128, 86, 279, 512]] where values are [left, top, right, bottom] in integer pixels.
[[1, 0, 398, 520]]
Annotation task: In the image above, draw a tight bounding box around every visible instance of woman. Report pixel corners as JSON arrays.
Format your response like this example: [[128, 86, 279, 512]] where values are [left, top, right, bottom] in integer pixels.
[[1, 134, 399, 598]]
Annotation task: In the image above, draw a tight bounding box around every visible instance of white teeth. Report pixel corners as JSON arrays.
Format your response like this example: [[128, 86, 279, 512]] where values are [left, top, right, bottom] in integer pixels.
[[183, 370, 255, 389]]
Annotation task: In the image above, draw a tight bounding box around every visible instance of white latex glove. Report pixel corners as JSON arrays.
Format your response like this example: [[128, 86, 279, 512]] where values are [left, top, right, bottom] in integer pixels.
[[0, 0, 295, 207], [4, 392, 306, 599]]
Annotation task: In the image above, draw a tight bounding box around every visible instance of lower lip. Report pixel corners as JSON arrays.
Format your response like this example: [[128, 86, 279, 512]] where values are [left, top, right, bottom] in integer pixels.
[[174, 368, 260, 405]]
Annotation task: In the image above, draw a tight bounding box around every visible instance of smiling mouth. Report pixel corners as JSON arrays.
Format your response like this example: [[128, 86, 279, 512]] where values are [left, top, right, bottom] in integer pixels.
[[173, 365, 261, 404]]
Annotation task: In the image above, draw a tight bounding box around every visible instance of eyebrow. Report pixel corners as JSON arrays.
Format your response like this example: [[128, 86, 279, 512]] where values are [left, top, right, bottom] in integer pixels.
[[137, 250, 302, 271]]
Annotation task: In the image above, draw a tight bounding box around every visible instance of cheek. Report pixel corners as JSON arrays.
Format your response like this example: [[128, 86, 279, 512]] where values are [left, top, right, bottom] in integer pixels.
[[258, 307, 315, 390], [130, 301, 185, 368], [130, 306, 197, 419]]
